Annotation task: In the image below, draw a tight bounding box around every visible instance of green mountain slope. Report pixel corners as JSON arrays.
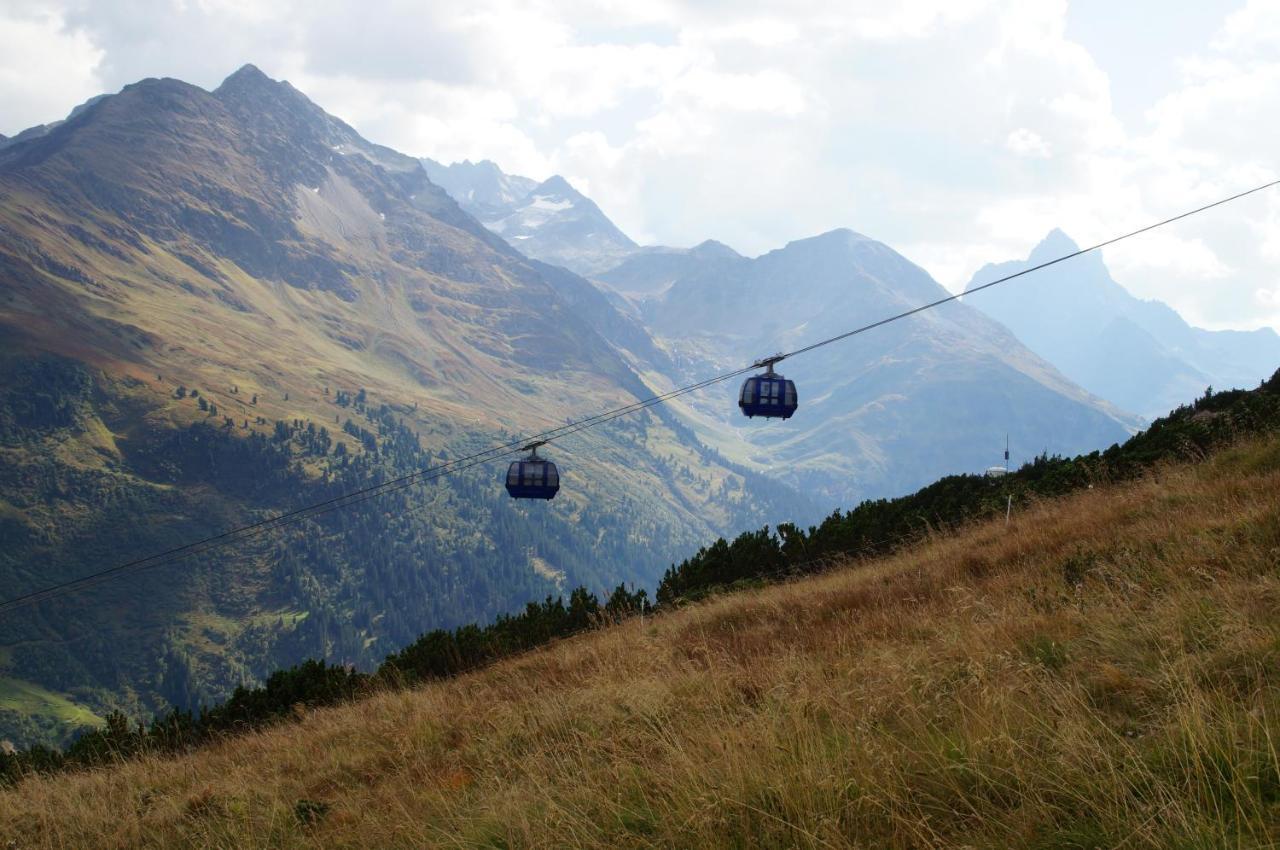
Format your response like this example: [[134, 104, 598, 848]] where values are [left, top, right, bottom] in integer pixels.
[[0, 66, 812, 747]]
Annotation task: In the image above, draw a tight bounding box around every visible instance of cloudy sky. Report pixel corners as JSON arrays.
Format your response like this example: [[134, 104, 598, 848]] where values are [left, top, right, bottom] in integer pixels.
[[2, 0, 1278, 331]]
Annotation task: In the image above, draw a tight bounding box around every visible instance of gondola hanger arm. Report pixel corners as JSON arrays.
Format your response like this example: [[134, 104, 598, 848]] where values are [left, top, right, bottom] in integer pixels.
[[752, 354, 787, 375]]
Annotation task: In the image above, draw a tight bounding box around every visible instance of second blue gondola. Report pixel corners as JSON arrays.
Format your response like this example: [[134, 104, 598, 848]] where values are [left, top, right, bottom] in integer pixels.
[[739, 356, 798, 419], [505, 442, 560, 500]]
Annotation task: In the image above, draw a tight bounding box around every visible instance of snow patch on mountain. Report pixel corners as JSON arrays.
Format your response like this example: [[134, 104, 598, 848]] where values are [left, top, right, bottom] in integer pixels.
[[420, 158, 637, 276]]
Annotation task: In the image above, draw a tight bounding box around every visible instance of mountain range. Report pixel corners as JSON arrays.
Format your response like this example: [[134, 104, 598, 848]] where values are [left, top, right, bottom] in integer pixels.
[[427, 160, 1141, 501], [433, 158, 1280, 455], [6, 64, 1271, 750], [966, 229, 1280, 419], [620, 229, 1138, 500], [0, 66, 807, 746]]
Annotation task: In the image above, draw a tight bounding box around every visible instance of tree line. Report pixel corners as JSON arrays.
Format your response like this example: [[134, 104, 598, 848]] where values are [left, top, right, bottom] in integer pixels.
[[2, 584, 650, 782], [657, 371, 1280, 603]]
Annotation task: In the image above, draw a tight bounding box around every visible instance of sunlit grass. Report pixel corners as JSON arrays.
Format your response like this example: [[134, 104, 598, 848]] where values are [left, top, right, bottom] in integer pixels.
[[0, 679, 103, 736]]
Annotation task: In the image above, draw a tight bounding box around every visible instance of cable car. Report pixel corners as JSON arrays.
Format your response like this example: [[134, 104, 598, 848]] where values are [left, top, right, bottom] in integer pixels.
[[505, 442, 560, 500], [739, 355, 798, 419]]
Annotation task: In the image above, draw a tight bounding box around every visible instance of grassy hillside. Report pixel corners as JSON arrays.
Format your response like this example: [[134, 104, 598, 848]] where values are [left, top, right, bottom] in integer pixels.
[[3, 427, 1279, 847]]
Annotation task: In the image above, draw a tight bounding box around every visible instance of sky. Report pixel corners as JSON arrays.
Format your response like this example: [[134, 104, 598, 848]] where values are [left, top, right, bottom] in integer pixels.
[[1, 0, 1278, 332]]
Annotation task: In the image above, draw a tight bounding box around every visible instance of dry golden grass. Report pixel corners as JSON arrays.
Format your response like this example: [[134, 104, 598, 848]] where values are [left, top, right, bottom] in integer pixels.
[[4, 437, 1280, 849]]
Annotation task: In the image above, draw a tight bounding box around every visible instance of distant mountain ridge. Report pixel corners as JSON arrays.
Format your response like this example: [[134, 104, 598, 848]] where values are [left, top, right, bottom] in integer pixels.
[[0, 94, 110, 151], [419, 158, 537, 219], [617, 228, 1139, 502], [598, 240, 743, 298], [423, 160, 1142, 503], [421, 158, 637, 276], [965, 230, 1280, 419]]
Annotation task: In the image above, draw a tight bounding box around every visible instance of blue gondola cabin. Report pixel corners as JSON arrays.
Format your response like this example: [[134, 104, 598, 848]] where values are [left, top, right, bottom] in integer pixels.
[[505, 457, 560, 500], [738, 373, 798, 419]]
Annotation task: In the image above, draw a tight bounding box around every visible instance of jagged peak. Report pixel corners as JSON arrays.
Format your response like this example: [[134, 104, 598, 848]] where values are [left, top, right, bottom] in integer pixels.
[[533, 174, 579, 197], [213, 63, 314, 111], [689, 239, 741, 259], [1029, 228, 1081, 262], [783, 228, 874, 252], [209, 62, 368, 154], [219, 63, 272, 89]]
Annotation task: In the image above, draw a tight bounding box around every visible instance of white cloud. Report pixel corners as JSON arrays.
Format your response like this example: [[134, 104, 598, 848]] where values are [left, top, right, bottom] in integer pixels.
[[703, 18, 800, 46], [1212, 0, 1280, 55], [1, 0, 1276, 332], [1106, 232, 1232, 281], [0, 6, 102, 134], [1006, 128, 1051, 158]]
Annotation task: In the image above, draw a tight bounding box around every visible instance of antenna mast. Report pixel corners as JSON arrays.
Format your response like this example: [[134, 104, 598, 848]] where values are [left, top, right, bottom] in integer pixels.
[[1004, 433, 1012, 526]]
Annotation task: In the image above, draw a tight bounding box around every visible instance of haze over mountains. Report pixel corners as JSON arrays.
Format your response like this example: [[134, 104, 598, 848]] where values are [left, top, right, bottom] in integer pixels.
[[433, 157, 1280, 481], [430, 159, 1140, 500], [966, 230, 1280, 419], [0, 65, 806, 746], [627, 230, 1139, 499]]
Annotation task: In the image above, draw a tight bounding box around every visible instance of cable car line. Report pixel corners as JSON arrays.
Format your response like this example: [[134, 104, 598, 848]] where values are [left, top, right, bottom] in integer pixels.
[[0, 366, 759, 614], [0, 449, 512, 614], [1, 178, 1276, 614]]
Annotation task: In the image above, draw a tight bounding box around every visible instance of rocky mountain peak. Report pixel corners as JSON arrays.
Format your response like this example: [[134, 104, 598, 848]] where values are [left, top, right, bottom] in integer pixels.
[[1029, 227, 1082, 263], [468, 159, 504, 176], [689, 239, 741, 259], [217, 65, 312, 107], [213, 64, 348, 147], [219, 62, 273, 88], [964, 229, 1280, 419], [416, 157, 641, 274], [783, 228, 872, 253], [532, 174, 580, 198]]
